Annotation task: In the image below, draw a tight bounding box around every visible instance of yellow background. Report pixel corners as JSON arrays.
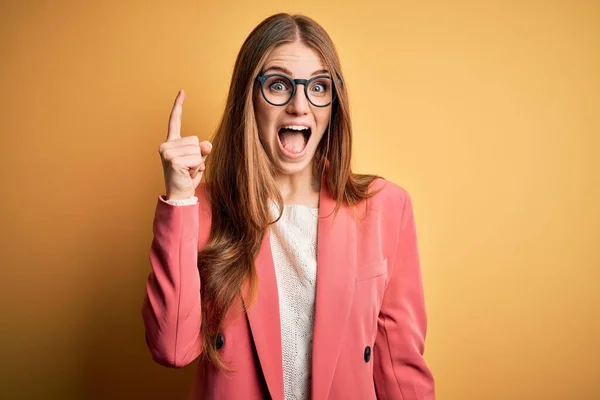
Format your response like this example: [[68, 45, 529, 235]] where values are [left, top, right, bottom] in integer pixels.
[[1, 0, 598, 399]]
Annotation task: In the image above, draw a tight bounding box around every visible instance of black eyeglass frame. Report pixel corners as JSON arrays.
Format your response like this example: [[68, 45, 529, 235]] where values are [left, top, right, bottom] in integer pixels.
[[255, 73, 342, 108]]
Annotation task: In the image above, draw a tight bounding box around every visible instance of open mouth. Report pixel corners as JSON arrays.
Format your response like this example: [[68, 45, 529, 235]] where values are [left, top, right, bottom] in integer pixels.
[[277, 125, 312, 157]]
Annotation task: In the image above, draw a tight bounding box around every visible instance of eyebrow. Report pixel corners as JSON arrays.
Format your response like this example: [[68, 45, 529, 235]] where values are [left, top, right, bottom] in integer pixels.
[[262, 65, 330, 77]]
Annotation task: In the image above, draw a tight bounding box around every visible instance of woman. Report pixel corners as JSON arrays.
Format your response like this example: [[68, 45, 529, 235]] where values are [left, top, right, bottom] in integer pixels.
[[142, 13, 435, 400]]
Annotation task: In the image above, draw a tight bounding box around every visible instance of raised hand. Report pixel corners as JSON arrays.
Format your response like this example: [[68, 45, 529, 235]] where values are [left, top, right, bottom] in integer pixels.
[[158, 90, 212, 200]]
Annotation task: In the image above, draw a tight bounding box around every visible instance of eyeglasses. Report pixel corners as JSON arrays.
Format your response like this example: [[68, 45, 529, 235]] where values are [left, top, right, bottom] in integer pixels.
[[255, 73, 340, 107]]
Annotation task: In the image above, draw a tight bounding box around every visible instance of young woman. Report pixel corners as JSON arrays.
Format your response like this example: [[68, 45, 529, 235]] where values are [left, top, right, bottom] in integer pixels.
[[142, 13, 435, 400]]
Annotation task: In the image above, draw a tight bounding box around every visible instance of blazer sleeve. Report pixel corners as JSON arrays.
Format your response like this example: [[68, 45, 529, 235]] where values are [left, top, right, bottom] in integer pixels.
[[373, 191, 435, 399], [141, 195, 203, 368]]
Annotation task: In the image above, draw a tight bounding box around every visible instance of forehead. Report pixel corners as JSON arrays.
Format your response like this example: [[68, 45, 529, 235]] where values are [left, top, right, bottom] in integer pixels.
[[263, 42, 325, 77]]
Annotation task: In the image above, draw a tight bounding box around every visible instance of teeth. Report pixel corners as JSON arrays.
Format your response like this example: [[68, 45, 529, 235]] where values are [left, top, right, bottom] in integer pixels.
[[281, 125, 309, 131]]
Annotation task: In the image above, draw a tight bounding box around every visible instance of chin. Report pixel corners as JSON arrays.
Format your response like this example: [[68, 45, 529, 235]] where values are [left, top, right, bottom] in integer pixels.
[[273, 157, 314, 176]]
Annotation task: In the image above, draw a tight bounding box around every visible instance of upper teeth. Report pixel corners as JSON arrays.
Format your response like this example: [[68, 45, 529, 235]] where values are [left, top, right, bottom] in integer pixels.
[[282, 125, 309, 131]]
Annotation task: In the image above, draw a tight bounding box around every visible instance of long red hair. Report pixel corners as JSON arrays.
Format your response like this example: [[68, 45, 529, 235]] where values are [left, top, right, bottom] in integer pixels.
[[200, 13, 382, 370]]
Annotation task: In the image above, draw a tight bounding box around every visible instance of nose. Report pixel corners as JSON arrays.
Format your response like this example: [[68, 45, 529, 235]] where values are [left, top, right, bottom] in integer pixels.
[[285, 84, 310, 115]]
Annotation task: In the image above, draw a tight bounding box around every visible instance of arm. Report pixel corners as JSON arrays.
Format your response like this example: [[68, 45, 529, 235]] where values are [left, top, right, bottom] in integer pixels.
[[141, 194, 203, 368], [373, 192, 435, 399]]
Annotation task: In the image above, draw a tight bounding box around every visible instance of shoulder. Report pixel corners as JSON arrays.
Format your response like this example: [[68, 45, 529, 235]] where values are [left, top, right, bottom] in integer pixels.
[[358, 177, 418, 235], [367, 177, 413, 211]]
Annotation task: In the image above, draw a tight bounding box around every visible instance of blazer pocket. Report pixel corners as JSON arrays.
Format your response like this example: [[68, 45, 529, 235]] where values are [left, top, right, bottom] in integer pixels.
[[355, 258, 388, 282]]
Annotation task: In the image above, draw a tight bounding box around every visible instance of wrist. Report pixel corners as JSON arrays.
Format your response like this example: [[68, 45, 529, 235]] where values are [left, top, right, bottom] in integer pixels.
[[166, 191, 196, 201]]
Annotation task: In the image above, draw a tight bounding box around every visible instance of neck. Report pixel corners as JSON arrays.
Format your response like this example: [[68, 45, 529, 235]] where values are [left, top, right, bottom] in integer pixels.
[[274, 165, 321, 208]]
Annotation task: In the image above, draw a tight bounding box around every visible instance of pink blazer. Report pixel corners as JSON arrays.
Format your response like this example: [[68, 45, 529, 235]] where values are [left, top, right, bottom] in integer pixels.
[[142, 178, 435, 399]]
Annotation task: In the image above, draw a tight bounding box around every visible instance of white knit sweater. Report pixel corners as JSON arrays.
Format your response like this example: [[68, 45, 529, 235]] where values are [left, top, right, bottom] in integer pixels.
[[165, 195, 318, 400]]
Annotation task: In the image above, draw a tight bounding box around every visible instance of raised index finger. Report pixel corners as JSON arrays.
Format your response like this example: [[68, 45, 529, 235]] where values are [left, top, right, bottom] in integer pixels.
[[167, 90, 185, 141]]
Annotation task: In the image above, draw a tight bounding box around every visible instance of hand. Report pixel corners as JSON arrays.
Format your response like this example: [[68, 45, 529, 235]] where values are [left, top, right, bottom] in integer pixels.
[[158, 90, 212, 200]]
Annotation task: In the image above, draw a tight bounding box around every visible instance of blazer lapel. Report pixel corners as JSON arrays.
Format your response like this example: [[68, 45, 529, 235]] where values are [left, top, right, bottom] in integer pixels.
[[243, 179, 357, 400], [244, 228, 284, 400], [311, 179, 358, 400]]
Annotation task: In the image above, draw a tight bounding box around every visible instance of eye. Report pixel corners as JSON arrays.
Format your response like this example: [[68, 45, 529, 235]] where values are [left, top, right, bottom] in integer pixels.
[[309, 79, 331, 96], [269, 80, 289, 92]]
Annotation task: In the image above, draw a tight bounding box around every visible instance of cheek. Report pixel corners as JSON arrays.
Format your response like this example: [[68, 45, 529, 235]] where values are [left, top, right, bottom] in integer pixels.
[[254, 101, 279, 140], [315, 109, 332, 133]]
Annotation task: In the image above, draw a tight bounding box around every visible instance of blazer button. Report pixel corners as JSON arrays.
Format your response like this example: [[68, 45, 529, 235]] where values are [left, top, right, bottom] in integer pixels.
[[364, 346, 371, 362], [216, 333, 225, 350]]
